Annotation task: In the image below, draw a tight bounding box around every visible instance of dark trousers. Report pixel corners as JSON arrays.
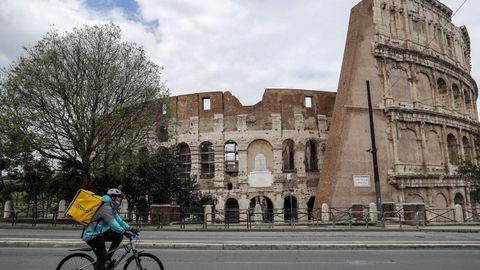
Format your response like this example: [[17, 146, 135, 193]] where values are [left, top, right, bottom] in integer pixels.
[[86, 229, 123, 270]]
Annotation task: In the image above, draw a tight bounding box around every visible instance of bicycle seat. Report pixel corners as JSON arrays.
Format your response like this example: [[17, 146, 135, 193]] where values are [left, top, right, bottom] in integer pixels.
[[68, 247, 93, 252]]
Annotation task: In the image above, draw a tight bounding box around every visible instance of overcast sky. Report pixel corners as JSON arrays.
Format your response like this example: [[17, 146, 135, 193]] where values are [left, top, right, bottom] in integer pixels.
[[0, 0, 478, 106]]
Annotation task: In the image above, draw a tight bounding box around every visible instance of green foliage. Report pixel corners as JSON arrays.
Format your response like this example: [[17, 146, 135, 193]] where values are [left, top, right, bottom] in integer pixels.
[[457, 134, 480, 203], [0, 23, 169, 187], [115, 146, 211, 211]]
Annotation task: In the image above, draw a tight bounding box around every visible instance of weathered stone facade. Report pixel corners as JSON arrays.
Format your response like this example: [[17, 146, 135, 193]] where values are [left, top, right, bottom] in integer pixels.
[[152, 90, 335, 220], [315, 0, 479, 214], [149, 0, 479, 219]]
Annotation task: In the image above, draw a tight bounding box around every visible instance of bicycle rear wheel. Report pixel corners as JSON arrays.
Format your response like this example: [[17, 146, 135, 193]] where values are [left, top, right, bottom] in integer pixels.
[[56, 253, 95, 270], [124, 252, 164, 270]]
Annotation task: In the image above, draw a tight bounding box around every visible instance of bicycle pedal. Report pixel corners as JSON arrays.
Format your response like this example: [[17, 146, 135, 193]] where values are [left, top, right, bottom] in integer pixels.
[[105, 259, 116, 270]]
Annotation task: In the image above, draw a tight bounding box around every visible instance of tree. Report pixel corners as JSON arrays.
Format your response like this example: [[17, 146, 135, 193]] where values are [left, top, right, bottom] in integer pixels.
[[457, 135, 480, 209], [119, 146, 214, 212], [0, 24, 168, 187]]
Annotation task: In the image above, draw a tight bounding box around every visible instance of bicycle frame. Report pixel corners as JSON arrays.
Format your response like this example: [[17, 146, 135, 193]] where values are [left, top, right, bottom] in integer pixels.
[[108, 234, 141, 269], [69, 234, 141, 270]]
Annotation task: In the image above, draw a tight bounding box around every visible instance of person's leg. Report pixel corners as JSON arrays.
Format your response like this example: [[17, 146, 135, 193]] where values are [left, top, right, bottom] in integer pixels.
[[103, 229, 124, 259], [86, 237, 108, 270]]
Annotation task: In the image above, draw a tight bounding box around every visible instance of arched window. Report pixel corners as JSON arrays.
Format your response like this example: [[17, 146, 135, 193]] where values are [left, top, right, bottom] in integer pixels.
[[463, 136, 472, 162], [398, 128, 422, 164], [282, 139, 295, 172], [225, 198, 239, 223], [224, 141, 238, 174], [416, 73, 433, 105], [437, 78, 448, 107], [464, 89, 472, 111], [447, 134, 459, 165], [200, 142, 215, 178], [452, 84, 462, 109], [389, 68, 410, 101], [283, 195, 298, 222], [178, 143, 191, 179], [305, 140, 318, 172], [425, 130, 443, 165]]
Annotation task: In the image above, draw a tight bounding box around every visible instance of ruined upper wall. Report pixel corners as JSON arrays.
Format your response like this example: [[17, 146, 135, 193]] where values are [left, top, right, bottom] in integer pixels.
[[168, 89, 336, 122]]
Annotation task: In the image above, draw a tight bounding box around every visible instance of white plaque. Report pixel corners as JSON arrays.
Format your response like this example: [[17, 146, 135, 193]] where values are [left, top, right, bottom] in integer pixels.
[[353, 175, 370, 187]]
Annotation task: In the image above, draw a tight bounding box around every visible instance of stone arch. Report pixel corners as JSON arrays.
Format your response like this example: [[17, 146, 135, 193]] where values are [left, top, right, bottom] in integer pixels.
[[454, 192, 465, 206], [464, 88, 472, 111], [397, 128, 422, 164], [406, 193, 425, 203], [247, 139, 273, 174], [436, 77, 448, 107], [432, 192, 450, 222], [416, 72, 433, 105], [177, 143, 191, 179], [433, 193, 448, 209], [389, 68, 410, 102], [284, 195, 298, 222], [282, 139, 295, 172], [200, 141, 215, 178], [305, 139, 318, 172], [454, 192, 465, 219], [462, 136, 472, 162], [447, 134, 459, 165], [224, 141, 239, 174], [249, 196, 274, 223], [424, 130, 443, 165], [225, 198, 240, 223], [452, 83, 462, 109]]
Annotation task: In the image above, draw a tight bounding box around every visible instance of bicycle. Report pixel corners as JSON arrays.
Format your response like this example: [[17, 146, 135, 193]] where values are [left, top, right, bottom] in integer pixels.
[[56, 231, 164, 270]]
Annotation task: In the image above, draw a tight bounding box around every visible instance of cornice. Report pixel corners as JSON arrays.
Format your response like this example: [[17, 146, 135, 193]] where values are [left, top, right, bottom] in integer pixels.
[[385, 106, 480, 132], [374, 43, 478, 94]]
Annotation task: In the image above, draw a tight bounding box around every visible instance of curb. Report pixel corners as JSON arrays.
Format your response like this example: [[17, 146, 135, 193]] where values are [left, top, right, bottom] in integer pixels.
[[2, 240, 480, 250]]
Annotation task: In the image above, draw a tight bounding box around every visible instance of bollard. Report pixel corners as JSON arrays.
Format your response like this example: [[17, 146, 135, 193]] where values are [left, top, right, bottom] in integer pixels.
[[3, 201, 12, 219], [321, 203, 330, 223], [204, 205, 212, 226], [57, 200, 66, 219], [369, 202, 377, 224], [120, 199, 129, 219], [454, 204, 464, 223]]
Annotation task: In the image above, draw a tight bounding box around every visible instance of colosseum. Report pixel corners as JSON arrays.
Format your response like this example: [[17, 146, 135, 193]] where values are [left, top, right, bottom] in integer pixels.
[[153, 0, 479, 223]]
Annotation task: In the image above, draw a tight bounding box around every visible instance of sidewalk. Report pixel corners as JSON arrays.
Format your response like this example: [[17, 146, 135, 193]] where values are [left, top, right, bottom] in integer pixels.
[[2, 222, 480, 232], [1, 223, 480, 250]]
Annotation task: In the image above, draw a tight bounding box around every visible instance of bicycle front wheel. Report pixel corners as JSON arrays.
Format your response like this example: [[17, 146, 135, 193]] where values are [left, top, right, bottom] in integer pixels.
[[56, 253, 95, 270], [124, 252, 164, 270]]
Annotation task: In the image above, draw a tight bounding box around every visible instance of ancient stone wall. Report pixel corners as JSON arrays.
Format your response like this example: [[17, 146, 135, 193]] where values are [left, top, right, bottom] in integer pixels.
[[315, 0, 479, 213], [151, 89, 335, 220]]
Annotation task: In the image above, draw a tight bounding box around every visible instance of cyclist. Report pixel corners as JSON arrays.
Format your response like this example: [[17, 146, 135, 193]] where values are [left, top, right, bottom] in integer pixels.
[[82, 188, 136, 270]]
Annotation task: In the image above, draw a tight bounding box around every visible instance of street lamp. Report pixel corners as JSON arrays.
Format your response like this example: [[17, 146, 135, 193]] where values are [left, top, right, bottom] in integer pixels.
[[287, 173, 294, 226]]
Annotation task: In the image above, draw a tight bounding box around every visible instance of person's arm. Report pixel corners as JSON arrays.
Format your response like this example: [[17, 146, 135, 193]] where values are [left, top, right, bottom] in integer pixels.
[[99, 205, 126, 234], [114, 212, 130, 230]]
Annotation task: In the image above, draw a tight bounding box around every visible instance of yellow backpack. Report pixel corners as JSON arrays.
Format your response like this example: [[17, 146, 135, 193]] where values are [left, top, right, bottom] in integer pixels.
[[65, 189, 103, 226]]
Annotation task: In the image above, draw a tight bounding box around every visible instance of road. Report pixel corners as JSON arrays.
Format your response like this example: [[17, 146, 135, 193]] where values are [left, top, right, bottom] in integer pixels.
[[1, 247, 479, 270]]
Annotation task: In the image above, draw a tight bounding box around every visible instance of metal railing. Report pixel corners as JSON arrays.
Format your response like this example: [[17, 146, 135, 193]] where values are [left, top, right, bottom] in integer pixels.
[[1, 206, 478, 228]]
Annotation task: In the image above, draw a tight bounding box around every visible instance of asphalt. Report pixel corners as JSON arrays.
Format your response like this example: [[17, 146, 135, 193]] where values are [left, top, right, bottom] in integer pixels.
[[1, 223, 480, 250]]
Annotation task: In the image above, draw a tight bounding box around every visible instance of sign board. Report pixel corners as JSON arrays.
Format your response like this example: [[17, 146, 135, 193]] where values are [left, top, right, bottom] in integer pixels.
[[353, 175, 370, 187]]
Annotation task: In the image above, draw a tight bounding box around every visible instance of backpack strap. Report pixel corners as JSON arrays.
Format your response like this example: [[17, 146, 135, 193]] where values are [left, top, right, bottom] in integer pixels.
[[80, 202, 105, 239]]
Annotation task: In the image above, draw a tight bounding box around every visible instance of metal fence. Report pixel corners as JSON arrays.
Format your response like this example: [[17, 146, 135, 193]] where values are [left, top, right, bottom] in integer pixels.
[[1, 206, 479, 228]]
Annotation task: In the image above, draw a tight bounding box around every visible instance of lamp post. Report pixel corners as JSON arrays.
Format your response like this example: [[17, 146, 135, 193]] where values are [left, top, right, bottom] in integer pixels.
[[287, 173, 294, 226], [366, 80, 384, 226]]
